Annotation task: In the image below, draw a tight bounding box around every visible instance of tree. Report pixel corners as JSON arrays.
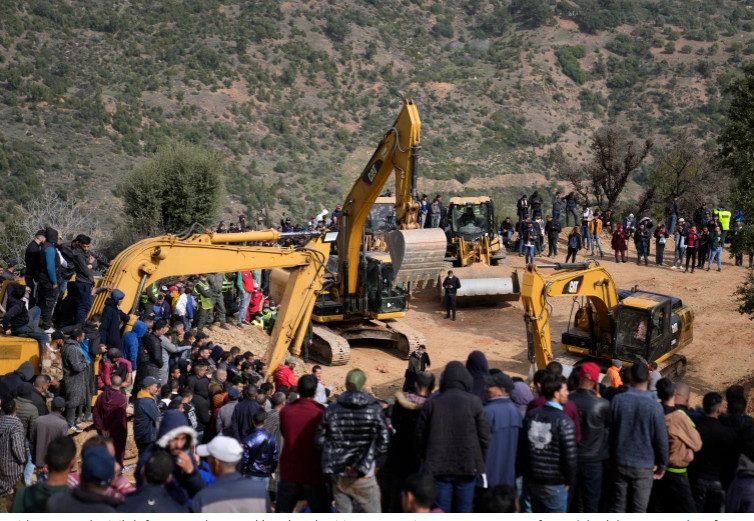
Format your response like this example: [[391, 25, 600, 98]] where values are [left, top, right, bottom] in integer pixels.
[[120, 142, 225, 237], [0, 190, 97, 266], [643, 132, 724, 220], [556, 127, 653, 208], [718, 62, 754, 317]]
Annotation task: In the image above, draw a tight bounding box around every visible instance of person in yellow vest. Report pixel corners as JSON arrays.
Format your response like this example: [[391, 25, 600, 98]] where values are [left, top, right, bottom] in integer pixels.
[[250, 312, 265, 329], [715, 205, 732, 248], [140, 282, 159, 317], [221, 273, 236, 323], [194, 274, 214, 332]]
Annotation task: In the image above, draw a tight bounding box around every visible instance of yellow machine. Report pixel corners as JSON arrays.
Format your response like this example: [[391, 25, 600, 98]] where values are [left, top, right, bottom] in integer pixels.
[[0, 229, 332, 379], [271, 100, 448, 365], [444, 196, 520, 305], [521, 261, 693, 378]]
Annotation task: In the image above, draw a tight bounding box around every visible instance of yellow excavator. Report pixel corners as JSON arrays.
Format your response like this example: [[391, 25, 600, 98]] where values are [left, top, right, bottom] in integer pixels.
[[0, 229, 332, 379], [443, 196, 520, 305], [521, 261, 693, 379], [270, 100, 448, 365]]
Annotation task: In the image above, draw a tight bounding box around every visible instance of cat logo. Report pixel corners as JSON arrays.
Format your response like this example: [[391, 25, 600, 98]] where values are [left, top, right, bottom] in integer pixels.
[[362, 159, 383, 186], [562, 276, 584, 295]]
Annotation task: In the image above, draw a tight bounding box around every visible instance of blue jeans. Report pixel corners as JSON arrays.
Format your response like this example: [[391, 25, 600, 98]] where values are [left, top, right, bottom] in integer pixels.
[[569, 460, 603, 513], [24, 446, 34, 486], [553, 210, 561, 221], [248, 474, 270, 489], [14, 324, 49, 349], [238, 291, 251, 325], [668, 215, 677, 236], [581, 224, 590, 249], [708, 246, 722, 269], [524, 480, 568, 513], [591, 234, 603, 254], [524, 244, 536, 264], [674, 246, 686, 267], [434, 475, 475, 513], [74, 282, 94, 325]]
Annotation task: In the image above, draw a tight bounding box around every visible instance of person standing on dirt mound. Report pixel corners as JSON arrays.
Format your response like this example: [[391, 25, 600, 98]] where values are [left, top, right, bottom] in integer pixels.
[[442, 270, 461, 321]]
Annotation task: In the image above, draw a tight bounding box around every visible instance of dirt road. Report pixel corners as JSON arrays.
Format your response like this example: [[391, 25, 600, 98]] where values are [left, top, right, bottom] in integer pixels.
[[314, 243, 753, 405]]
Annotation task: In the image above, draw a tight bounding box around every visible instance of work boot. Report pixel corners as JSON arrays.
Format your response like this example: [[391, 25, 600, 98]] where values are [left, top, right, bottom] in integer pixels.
[[600, 252, 604, 258], [452, 316, 456, 321], [220, 323, 230, 330]]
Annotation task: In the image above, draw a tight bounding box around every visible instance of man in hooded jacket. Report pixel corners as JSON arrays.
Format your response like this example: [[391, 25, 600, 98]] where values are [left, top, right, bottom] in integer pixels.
[[415, 361, 491, 513], [93, 375, 128, 465], [3, 283, 49, 350], [135, 409, 205, 506], [100, 290, 129, 350]]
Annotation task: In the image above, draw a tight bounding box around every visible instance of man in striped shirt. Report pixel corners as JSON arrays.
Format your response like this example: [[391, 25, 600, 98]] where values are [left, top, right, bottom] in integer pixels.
[[0, 399, 26, 513]]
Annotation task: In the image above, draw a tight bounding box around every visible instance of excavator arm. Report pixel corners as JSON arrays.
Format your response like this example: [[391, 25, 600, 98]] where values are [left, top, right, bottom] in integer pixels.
[[88, 229, 330, 379], [520, 262, 619, 370], [336, 100, 421, 297]]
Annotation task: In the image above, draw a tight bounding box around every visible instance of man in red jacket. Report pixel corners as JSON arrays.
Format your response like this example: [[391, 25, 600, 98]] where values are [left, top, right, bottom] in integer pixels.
[[93, 375, 128, 465], [274, 357, 299, 389], [277, 375, 331, 513]]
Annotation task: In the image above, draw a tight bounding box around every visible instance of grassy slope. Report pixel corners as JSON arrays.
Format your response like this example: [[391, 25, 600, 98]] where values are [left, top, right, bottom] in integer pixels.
[[0, 0, 749, 226]]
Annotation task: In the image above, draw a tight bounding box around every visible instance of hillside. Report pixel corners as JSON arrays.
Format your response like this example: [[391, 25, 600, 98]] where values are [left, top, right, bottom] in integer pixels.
[[0, 0, 750, 230]]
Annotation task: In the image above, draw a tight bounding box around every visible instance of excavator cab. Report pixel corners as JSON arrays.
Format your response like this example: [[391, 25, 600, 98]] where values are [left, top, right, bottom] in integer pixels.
[[614, 291, 686, 369], [365, 252, 407, 314]]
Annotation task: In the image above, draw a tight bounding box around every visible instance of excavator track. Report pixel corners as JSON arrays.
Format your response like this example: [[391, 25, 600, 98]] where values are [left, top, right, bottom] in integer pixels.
[[310, 325, 351, 366], [309, 319, 425, 365]]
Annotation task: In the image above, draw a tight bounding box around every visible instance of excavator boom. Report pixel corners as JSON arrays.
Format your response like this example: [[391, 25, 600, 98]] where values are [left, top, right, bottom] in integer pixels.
[[0, 229, 331, 379]]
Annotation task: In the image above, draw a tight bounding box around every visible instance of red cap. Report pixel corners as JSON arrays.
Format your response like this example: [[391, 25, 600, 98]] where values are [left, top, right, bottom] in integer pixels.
[[169, 286, 178, 293], [580, 362, 601, 382]]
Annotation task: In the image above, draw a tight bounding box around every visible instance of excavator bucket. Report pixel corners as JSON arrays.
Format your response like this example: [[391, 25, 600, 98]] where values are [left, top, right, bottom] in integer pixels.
[[386, 228, 449, 289], [443, 265, 521, 306]]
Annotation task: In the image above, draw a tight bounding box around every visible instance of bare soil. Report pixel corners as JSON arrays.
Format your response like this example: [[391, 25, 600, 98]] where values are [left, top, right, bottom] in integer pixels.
[[311, 238, 753, 408]]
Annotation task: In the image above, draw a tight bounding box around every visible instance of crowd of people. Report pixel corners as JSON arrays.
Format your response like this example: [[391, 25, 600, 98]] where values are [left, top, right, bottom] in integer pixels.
[[0, 201, 753, 514], [498, 192, 751, 271]]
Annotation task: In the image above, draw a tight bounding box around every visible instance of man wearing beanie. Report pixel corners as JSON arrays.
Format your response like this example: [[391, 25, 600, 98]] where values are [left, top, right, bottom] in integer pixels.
[[46, 445, 122, 512], [314, 369, 389, 513], [99, 289, 129, 350]]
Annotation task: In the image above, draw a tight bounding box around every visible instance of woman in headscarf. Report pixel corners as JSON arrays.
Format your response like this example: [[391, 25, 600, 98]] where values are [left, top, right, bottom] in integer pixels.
[[509, 380, 534, 418], [465, 350, 490, 403]]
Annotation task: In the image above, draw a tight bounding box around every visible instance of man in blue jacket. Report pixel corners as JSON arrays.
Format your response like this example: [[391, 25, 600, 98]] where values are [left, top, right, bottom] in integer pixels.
[[608, 363, 668, 513], [483, 372, 521, 488], [133, 376, 161, 455], [38, 228, 61, 333]]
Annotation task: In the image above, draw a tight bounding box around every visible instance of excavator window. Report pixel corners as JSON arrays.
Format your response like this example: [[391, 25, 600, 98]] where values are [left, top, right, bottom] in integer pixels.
[[615, 307, 652, 362], [366, 204, 396, 235]]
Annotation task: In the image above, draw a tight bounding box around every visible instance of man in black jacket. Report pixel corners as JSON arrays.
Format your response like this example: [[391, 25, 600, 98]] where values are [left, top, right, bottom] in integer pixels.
[[24, 230, 46, 307], [690, 392, 736, 513], [3, 283, 49, 350], [315, 369, 389, 513], [133, 319, 168, 398], [518, 374, 577, 513], [415, 361, 491, 513], [442, 271, 461, 321], [545, 215, 562, 258], [568, 362, 610, 513]]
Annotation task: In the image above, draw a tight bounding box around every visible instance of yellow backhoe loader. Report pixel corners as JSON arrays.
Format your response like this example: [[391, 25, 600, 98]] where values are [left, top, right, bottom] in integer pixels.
[[443, 196, 520, 305], [521, 261, 693, 379], [0, 229, 332, 379]]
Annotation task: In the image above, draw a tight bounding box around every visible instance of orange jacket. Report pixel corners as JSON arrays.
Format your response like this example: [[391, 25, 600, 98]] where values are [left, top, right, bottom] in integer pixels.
[[607, 366, 623, 387]]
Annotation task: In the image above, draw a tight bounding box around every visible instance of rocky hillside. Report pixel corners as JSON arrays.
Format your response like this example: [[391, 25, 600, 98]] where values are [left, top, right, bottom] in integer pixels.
[[0, 0, 750, 226]]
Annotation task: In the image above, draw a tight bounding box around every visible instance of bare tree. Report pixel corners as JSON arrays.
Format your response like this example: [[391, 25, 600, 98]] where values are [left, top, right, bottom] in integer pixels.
[[643, 132, 725, 218], [557, 127, 653, 208], [0, 190, 98, 266]]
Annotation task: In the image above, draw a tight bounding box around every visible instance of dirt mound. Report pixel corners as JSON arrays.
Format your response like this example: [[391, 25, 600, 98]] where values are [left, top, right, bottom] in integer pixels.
[[203, 323, 271, 357]]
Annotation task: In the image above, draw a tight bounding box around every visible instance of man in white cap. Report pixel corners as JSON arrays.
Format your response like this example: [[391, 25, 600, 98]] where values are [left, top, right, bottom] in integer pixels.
[[191, 436, 269, 513]]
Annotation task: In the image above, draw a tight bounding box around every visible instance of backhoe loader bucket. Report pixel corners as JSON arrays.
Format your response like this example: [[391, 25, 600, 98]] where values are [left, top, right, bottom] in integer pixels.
[[386, 228, 448, 289], [442, 265, 521, 306]]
